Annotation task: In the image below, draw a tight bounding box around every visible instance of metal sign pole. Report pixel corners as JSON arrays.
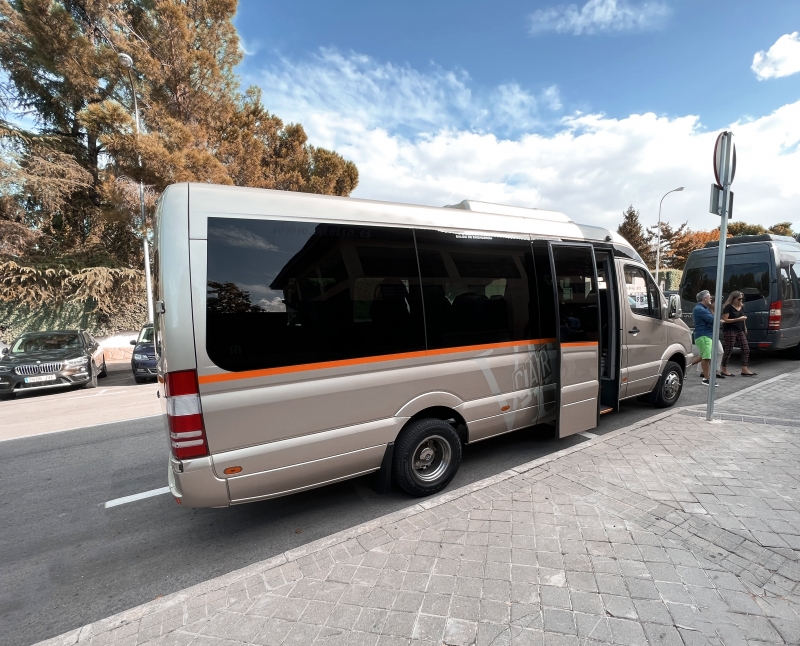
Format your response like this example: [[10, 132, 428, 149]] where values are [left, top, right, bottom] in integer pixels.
[[706, 131, 733, 420]]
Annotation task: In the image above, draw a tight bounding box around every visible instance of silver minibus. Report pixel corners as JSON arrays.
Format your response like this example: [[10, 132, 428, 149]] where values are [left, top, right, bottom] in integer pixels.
[[154, 184, 692, 507]]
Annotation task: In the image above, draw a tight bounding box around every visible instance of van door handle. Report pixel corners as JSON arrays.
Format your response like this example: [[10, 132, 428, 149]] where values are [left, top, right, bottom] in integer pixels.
[[628, 327, 640, 335]]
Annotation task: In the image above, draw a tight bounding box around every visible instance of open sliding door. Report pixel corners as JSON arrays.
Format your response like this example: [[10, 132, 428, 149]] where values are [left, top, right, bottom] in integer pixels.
[[549, 244, 600, 437]]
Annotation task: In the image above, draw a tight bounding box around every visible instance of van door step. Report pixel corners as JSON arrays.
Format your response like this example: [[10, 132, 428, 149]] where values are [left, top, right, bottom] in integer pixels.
[[600, 407, 614, 415]]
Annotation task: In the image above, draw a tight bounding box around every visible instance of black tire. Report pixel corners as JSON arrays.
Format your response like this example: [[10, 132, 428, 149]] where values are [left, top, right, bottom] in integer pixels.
[[651, 361, 683, 408], [393, 418, 462, 497], [134, 376, 148, 384], [83, 364, 98, 389], [787, 343, 800, 361], [0, 392, 14, 401], [98, 357, 108, 378]]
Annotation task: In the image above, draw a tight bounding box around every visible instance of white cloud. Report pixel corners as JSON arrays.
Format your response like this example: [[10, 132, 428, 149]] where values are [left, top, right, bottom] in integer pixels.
[[253, 50, 800, 234], [529, 0, 669, 35], [213, 226, 279, 251], [752, 32, 800, 80], [251, 49, 561, 137]]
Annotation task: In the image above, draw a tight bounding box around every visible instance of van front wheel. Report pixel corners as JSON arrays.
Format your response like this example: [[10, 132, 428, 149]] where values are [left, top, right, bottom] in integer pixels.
[[652, 361, 683, 408], [393, 418, 462, 497]]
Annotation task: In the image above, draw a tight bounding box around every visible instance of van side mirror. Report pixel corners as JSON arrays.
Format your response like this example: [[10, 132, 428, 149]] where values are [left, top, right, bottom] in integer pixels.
[[667, 294, 682, 319], [1, 347, 8, 356], [130, 339, 137, 346]]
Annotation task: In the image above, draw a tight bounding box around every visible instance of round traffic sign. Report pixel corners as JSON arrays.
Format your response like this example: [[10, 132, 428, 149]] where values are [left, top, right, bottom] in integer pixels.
[[713, 132, 736, 186]]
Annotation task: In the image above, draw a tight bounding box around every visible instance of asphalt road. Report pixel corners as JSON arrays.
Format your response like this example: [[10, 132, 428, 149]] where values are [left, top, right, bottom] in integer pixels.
[[1, 350, 797, 646]]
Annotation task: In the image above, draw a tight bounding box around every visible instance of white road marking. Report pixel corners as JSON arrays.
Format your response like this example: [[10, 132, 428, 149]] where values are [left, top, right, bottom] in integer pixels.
[[104, 486, 171, 508], [578, 431, 598, 439]]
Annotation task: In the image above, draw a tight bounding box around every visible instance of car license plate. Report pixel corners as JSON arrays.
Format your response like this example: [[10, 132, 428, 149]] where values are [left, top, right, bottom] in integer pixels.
[[24, 374, 57, 383]]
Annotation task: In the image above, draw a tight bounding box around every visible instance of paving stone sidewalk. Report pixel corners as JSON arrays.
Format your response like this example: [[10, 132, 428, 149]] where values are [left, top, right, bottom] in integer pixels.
[[37, 370, 800, 646]]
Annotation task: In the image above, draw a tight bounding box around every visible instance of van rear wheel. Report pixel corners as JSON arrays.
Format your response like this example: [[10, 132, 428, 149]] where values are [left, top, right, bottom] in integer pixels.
[[393, 418, 462, 497], [652, 361, 683, 408]]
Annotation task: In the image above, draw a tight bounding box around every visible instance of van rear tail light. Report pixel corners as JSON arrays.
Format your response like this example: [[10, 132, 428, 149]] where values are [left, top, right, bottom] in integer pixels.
[[768, 301, 782, 329], [165, 370, 209, 460]]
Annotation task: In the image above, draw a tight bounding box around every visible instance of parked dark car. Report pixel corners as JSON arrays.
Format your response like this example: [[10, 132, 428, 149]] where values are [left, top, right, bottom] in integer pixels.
[[131, 324, 156, 383], [0, 329, 107, 400]]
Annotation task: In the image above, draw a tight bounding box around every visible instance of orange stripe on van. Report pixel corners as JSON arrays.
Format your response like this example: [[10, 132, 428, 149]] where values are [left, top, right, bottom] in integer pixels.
[[561, 341, 599, 347], [198, 338, 558, 385]]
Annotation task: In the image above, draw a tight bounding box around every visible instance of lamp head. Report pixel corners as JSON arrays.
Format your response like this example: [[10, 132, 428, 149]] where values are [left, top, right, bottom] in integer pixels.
[[118, 53, 134, 69], [675, 187, 684, 192]]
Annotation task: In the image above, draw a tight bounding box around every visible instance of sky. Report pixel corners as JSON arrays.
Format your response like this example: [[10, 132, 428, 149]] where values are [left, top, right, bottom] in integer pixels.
[[234, 0, 800, 235]]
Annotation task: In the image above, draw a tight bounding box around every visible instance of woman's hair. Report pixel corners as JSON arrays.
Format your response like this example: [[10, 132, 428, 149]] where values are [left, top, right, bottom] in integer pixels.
[[722, 290, 744, 308]]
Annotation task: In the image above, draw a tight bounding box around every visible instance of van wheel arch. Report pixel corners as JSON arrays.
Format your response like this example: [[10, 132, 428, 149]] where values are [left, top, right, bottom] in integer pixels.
[[405, 406, 467, 446], [667, 352, 686, 373]]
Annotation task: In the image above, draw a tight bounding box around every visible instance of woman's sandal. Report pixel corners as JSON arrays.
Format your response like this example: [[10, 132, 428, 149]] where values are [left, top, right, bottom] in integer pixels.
[[741, 372, 757, 377]]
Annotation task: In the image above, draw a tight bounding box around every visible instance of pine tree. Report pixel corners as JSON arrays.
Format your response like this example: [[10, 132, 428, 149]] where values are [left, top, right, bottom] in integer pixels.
[[0, 0, 358, 270], [617, 205, 654, 267]]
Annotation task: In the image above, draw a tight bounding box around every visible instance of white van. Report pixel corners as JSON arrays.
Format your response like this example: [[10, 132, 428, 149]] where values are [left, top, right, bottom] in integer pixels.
[[154, 184, 692, 507]]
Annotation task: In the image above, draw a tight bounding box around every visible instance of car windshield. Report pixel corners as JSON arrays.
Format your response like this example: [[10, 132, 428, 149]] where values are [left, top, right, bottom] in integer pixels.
[[137, 326, 155, 344], [12, 333, 81, 354]]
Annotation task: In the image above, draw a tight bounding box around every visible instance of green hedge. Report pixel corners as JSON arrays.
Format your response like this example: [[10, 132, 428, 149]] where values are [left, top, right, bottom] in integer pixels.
[[651, 269, 683, 291], [0, 300, 146, 343]]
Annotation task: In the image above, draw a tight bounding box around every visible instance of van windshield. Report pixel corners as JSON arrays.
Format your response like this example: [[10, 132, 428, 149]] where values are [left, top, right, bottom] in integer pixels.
[[681, 262, 771, 304]]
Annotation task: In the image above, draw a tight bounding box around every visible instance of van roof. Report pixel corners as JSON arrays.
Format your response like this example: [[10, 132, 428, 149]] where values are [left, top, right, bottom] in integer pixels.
[[703, 234, 799, 248], [182, 184, 640, 260]]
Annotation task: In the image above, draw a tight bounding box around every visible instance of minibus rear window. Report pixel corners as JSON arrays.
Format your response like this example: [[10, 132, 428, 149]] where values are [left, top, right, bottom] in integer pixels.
[[680, 261, 771, 304], [206, 218, 425, 372]]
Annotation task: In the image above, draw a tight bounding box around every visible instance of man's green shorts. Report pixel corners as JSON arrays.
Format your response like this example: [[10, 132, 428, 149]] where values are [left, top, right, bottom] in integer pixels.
[[696, 336, 713, 360]]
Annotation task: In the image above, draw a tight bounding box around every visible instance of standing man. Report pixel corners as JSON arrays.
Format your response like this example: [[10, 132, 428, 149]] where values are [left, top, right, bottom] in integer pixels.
[[690, 290, 717, 386]]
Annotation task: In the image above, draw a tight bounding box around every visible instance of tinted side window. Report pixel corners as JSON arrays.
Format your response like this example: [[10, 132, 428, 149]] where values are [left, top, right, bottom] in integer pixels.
[[532, 243, 556, 340], [780, 265, 798, 301], [624, 266, 661, 319], [414, 231, 537, 349], [680, 260, 772, 304], [206, 219, 425, 372], [551, 246, 599, 342]]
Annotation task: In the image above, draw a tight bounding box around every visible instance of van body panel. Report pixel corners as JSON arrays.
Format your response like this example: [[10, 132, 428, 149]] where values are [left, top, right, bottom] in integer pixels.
[[457, 382, 540, 425], [197, 344, 543, 455], [227, 445, 385, 503], [394, 391, 464, 417], [557, 343, 598, 436], [211, 417, 405, 478], [466, 405, 539, 443], [619, 260, 667, 397], [157, 184, 196, 375], [187, 184, 616, 247], [168, 456, 229, 508]]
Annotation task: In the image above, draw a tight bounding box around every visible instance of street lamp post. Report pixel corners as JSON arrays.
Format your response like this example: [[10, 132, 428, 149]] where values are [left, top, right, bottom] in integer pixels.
[[655, 187, 684, 288], [118, 52, 154, 324]]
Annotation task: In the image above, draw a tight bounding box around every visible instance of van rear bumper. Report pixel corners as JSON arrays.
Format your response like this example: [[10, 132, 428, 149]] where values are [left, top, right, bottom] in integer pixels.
[[168, 456, 230, 508], [754, 329, 800, 350]]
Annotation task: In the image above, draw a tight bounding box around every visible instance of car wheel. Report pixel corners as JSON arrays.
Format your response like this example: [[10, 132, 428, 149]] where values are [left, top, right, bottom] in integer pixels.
[[786, 343, 800, 361], [0, 392, 14, 401], [392, 418, 462, 497], [83, 364, 98, 389], [98, 357, 108, 377], [652, 361, 683, 408], [134, 376, 148, 384]]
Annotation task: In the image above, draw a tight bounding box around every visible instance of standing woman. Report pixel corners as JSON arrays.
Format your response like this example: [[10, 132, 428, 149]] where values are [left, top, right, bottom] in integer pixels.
[[720, 291, 757, 376]]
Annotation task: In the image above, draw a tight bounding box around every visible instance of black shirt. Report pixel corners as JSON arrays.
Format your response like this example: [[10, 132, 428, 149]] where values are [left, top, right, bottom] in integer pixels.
[[723, 304, 745, 332]]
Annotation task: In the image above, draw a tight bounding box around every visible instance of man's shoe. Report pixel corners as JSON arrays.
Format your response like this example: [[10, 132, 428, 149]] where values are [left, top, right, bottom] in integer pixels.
[[702, 378, 719, 387]]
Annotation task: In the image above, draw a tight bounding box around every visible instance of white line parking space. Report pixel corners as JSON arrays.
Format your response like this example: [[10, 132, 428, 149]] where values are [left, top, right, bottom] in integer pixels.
[[578, 431, 598, 439], [104, 487, 171, 508]]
